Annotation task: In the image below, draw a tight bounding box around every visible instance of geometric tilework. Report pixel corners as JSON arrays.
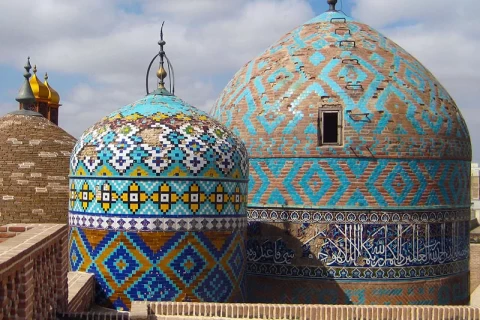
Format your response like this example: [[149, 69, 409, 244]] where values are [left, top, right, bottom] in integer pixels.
[[69, 213, 247, 232], [69, 178, 248, 216], [69, 227, 246, 310], [211, 11, 471, 161], [249, 158, 471, 209]]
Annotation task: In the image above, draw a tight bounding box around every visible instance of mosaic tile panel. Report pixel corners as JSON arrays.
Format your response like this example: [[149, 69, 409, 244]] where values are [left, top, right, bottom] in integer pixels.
[[69, 178, 248, 216], [246, 211, 469, 279], [249, 158, 470, 209], [69, 227, 246, 310], [211, 11, 471, 161]]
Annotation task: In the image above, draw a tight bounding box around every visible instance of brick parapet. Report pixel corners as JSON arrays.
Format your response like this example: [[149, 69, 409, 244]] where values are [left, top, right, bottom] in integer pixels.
[[0, 223, 68, 319], [134, 302, 480, 320], [67, 272, 95, 313]]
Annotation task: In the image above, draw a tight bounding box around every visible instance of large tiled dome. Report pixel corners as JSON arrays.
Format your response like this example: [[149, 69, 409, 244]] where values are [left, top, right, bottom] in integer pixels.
[[212, 9, 471, 305], [69, 81, 249, 308]]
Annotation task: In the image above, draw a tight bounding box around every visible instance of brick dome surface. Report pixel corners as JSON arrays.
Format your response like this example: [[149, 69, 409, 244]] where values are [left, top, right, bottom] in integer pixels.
[[0, 113, 76, 223], [69, 93, 249, 310], [212, 11, 471, 305]]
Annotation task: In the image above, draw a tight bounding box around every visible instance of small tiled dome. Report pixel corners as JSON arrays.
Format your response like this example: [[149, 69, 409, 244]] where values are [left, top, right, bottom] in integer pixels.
[[69, 34, 249, 310]]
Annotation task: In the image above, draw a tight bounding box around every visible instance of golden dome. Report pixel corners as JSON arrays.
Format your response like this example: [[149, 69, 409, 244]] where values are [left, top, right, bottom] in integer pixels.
[[29, 65, 49, 102], [44, 72, 60, 105]]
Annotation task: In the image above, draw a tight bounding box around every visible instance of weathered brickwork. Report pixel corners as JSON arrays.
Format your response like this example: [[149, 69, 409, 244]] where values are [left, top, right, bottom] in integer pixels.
[[470, 244, 480, 294], [0, 113, 76, 223], [211, 10, 472, 305]]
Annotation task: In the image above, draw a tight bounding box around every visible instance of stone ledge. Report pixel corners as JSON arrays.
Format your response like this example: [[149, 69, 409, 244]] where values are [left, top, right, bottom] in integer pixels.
[[67, 271, 95, 313], [0, 224, 67, 271]]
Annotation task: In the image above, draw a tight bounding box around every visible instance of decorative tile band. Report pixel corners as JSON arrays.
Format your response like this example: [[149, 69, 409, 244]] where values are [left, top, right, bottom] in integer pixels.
[[247, 208, 471, 224], [246, 218, 469, 279], [69, 227, 247, 310], [246, 259, 469, 281], [69, 178, 248, 216], [249, 158, 471, 209], [69, 213, 247, 232]]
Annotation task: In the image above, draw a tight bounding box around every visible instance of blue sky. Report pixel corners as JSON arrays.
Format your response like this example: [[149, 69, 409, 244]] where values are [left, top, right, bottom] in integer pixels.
[[0, 0, 478, 162]]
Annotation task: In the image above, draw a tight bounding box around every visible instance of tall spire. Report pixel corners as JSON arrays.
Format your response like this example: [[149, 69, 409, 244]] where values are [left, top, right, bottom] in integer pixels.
[[15, 57, 36, 110], [327, 0, 338, 11], [146, 22, 175, 96]]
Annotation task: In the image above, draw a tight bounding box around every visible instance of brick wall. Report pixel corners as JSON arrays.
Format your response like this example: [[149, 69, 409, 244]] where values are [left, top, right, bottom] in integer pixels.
[[473, 164, 480, 201], [0, 114, 76, 224], [0, 224, 68, 319], [471, 244, 480, 294]]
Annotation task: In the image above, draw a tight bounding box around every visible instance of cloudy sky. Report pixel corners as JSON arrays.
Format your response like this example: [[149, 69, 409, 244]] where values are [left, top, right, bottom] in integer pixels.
[[0, 0, 478, 162]]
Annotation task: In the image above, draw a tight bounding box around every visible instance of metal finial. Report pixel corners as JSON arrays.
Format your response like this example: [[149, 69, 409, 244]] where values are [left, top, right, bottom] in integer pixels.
[[44, 72, 48, 81], [33, 64, 37, 74], [157, 22, 167, 89], [13, 57, 40, 115], [146, 21, 176, 96], [327, 0, 337, 11]]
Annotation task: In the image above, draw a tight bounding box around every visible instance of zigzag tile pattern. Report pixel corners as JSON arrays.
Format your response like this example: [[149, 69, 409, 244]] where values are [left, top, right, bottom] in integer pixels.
[[69, 227, 246, 310], [212, 11, 471, 161], [249, 158, 470, 209]]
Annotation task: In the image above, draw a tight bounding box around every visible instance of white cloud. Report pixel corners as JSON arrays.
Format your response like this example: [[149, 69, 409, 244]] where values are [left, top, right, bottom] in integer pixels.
[[0, 0, 313, 139]]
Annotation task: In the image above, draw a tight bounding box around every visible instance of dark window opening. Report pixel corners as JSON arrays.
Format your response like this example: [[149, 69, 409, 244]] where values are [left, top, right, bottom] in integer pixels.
[[323, 112, 338, 144], [318, 109, 342, 146]]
